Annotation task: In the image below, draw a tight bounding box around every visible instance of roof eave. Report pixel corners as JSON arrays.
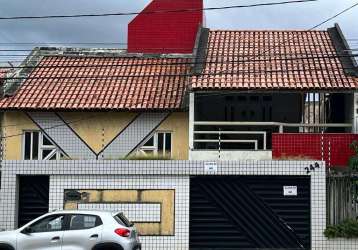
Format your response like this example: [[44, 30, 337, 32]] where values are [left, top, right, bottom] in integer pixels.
[[0, 107, 187, 113]]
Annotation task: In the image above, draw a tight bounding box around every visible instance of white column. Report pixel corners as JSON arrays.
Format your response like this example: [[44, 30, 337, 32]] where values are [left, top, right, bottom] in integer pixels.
[[189, 92, 195, 159], [353, 92, 358, 133]]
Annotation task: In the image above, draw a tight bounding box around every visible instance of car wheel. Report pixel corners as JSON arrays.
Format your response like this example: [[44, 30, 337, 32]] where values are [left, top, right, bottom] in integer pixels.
[[92, 243, 124, 250], [0, 244, 14, 250]]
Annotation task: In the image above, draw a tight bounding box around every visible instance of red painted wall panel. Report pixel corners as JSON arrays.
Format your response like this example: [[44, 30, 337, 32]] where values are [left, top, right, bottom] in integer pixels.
[[272, 133, 358, 167], [128, 0, 203, 54]]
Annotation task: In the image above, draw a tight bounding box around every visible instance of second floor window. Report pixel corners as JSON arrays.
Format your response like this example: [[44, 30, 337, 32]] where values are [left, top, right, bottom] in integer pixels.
[[137, 132, 172, 158], [23, 131, 64, 160]]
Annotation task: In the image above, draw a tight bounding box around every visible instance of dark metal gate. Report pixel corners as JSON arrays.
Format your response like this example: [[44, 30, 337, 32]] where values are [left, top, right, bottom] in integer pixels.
[[18, 175, 50, 227], [190, 176, 311, 250]]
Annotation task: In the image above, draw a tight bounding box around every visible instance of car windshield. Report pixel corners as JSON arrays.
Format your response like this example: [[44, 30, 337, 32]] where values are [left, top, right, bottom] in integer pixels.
[[114, 213, 133, 227]]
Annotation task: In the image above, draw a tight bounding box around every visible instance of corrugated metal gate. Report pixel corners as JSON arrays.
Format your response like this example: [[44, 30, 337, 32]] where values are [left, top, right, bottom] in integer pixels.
[[190, 176, 311, 250], [18, 175, 49, 227]]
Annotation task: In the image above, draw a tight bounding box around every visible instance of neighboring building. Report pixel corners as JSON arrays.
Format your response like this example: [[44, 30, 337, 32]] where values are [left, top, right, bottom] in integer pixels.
[[0, 69, 8, 90], [0, 69, 7, 80], [0, 0, 358, 249], [0, 53, 190, 161]]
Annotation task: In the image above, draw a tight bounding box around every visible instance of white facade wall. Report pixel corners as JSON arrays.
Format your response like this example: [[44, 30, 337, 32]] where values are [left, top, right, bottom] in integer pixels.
[[0, 160, 354, 249], [190, 150, 272, 160]]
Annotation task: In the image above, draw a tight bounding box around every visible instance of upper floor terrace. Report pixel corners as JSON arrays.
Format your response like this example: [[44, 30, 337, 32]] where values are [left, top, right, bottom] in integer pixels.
[[188, 26, 358, 166], [189, 91, 357, 166]]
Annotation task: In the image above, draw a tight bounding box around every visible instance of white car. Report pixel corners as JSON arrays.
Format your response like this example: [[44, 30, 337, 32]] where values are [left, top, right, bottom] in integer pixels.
[[0, 210, 141, 250]]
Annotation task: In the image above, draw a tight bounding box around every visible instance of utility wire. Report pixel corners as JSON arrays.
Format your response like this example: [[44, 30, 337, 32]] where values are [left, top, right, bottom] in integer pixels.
[[1, 0, 357, 141], [0, 50, 355, 57], [0, 41, 349, 48], [0, 53, 356, 72], [1, 49, 356, 53], [1, 66, 356, 84], [196, 1, 358, 83], [1, 55, 356, 64], [0, 42, 127, 45], [0, 0, 317, 20], [0, 51, 355, 71], [0, 66, 355, 139], [1, 62, 356, 107], [0, 45, 355, 58], [310, 2, 358, 30], [0, 49, 127, 52], [0, 46, 352, 61]]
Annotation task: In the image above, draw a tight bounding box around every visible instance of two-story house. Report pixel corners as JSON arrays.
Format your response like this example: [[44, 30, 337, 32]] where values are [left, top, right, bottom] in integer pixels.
[[0, 0, 358, 249]]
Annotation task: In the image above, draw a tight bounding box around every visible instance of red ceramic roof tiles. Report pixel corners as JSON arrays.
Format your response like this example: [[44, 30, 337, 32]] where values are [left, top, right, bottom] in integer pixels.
[[0, 56, 190, 110], [192, 30, 358, 90]]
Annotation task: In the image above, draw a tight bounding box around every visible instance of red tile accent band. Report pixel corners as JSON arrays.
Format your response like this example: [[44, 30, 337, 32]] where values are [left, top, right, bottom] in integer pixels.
[[272, 133, 358, 167]]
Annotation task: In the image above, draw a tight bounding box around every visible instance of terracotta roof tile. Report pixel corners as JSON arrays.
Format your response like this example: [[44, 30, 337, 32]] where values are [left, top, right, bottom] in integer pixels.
[[192, 30, 358, 90], [0, 56, 190, 110]]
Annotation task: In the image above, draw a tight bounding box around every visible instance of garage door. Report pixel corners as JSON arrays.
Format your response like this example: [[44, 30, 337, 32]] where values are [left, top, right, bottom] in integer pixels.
[[18, 176, 50, 227], [190, 176, 311, 250]]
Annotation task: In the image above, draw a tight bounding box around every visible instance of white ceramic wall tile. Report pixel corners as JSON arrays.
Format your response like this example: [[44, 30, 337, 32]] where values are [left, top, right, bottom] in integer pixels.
[[0, 160, 348, 249]]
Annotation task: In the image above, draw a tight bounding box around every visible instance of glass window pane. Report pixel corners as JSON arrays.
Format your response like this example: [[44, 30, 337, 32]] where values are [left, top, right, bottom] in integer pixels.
[[42, 149, 53, 159], [30, 215, 64, 233], [49, 153, 57, 160], [43, 135, 53, 146], [32, 132, 39, 160], [114, 213, 132, 227], [24, 132, 31, 160], [143, 136, 154, 147], [84, 216, 96, 228], [70, 215, 100, 230], [158, 133, 164, 153], [165, 133, 172, 155]]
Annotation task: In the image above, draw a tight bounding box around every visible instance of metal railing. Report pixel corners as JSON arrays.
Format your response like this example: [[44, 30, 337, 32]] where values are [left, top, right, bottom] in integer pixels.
[[327, 174, 358, 225], [193, 121, 352, 151], [194, 130, 266, 150]]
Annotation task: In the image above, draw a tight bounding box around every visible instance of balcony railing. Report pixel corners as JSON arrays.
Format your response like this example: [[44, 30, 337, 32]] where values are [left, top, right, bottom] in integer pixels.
[[193, 121, 352, 151]]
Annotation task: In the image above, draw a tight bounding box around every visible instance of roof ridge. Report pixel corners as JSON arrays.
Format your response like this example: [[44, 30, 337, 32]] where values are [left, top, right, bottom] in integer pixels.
[[41, 54, 193, 60], [35, 47, 194, 59]]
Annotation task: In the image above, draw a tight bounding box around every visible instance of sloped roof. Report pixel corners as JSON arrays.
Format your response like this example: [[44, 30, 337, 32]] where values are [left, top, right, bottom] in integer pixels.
[[192, 30, 358, 90], [0, 28, 357, 112], [0, 55, 190, 110]]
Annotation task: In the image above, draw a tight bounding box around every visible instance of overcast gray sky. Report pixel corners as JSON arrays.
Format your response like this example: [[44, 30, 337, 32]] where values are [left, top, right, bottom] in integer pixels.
[[0, 0, 357, 64]]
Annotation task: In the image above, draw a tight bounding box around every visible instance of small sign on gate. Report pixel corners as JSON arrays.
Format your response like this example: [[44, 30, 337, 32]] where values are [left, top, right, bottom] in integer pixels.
[[204, 162, 218, 173], [283, 186, 298, 196]]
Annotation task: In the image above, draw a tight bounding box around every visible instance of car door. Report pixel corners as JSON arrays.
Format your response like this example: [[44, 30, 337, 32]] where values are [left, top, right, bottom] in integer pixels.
[[61, 214, 103, 250], [17, 214, 65, 250]]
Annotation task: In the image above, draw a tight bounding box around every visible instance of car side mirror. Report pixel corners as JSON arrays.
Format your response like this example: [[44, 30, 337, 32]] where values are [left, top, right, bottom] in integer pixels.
[[21, 227, 33, 235]]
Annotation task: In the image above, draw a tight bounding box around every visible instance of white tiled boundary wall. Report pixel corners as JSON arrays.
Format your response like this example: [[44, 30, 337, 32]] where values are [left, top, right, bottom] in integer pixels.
[[0, 160, 357, 250]]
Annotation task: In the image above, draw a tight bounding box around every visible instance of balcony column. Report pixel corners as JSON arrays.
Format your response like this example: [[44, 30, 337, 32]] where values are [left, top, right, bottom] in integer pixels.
[[189, 92, 195, 152], [353, 92, 358, 133]]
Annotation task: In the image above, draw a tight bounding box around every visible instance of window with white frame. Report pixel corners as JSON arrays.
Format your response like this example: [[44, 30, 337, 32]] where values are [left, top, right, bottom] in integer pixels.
[[137, 132, 172, 157], [23, 131, 64, 160]]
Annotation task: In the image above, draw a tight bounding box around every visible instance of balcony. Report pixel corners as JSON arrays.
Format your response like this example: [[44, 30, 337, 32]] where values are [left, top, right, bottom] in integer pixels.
[[189, 92, 356, 165]]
